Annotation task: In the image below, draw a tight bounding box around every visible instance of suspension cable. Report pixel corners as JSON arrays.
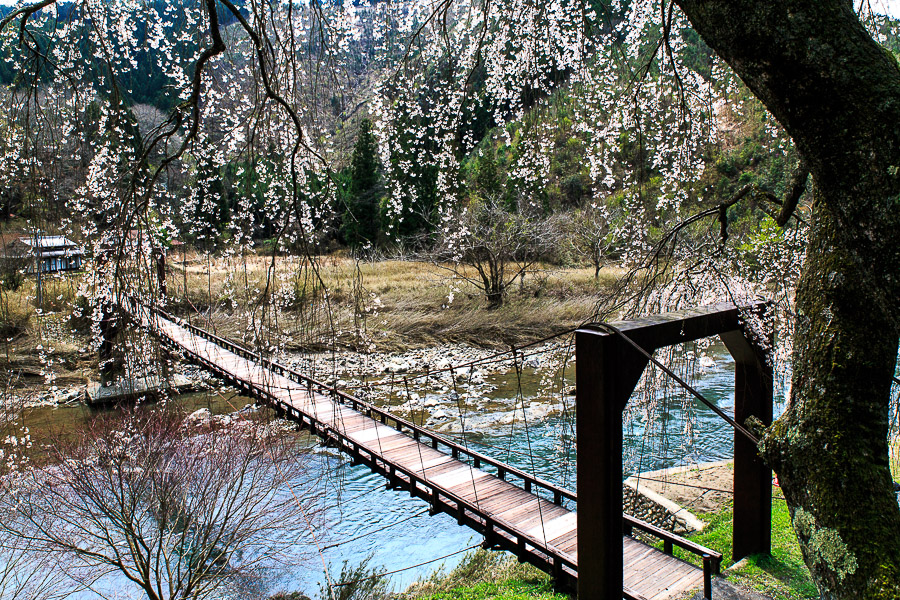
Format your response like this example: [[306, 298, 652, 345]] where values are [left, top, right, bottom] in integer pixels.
[[511, 346, 548, 542], [320, 509, 430, 550], [338, 326, 579, 389], [594, 322, 760, 445], [449, 366, 482, 509]]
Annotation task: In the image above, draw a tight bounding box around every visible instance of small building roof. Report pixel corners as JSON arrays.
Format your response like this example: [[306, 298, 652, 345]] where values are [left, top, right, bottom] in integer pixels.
[[10, 235, 83, 255], [17, 235, 80, 249]]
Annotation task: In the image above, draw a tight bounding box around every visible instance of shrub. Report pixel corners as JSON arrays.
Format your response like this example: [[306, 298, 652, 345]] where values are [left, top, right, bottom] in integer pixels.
[[0, 289, 32, 338], [318, 554, 390, 600], [0, 255, 25, 291]]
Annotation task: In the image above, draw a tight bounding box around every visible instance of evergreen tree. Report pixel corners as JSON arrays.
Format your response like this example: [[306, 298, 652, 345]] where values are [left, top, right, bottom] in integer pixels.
[[342, 119, 382, 249]]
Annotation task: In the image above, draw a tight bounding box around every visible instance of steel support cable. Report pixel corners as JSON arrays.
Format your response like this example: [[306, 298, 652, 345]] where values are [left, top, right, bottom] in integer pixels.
[[632, 409, 650, 495], [503, 367, 521, 466], [593, 322, 760, 445], [554, 345, 577, 492], [440, 431, 536, 460], [320, 509, 430, 551], [339, 327, 580, 390], [330, 543, 482, 588], [634, 349, 682, 492], [368, 375, 393, 485], [174, 317, 544, 501], [324, 357, 354, 452], [449, 366, 482, 510], [628, 476, 734, 495], [512, 346, 549, 544], [340, 343, 566, 392], [195, 377, 339, 600], [159, 314, 444, 599], [406, 375, 430, 481]]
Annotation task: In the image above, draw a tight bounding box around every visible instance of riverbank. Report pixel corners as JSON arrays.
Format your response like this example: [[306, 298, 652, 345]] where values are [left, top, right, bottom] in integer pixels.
[[389, 462, 814, 600], [1, 257, 617, 403], [642, 461, 817, 600]]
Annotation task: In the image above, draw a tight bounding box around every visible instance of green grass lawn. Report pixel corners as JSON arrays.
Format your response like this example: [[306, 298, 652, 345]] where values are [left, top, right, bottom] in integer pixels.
[[413, 580, 568, 600], [674, 489, 818, 600], [409, 490, 818, 600], [400, 486, 821, 600], [404, 549, 570, 600]]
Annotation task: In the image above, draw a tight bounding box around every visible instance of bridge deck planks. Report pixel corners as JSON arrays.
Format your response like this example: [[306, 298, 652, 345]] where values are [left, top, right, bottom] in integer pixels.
[[153, 315, 707, 600]]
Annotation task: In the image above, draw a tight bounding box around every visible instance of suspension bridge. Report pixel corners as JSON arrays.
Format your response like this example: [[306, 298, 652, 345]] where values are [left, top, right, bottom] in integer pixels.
[[125, 301, 775, 600]]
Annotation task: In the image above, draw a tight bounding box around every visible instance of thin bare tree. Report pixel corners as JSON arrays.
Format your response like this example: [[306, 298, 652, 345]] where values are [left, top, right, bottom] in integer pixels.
[[432, 197, 560, 308], [0, 409, 321, 600]]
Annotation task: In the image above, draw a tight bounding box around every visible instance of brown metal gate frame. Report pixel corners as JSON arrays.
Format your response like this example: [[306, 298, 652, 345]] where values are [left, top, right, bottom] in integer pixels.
[[576, 302, 773, 599]]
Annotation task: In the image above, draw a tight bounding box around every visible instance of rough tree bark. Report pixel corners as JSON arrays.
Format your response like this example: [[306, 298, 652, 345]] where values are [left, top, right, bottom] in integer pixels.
[[673, 1, 900, 597]]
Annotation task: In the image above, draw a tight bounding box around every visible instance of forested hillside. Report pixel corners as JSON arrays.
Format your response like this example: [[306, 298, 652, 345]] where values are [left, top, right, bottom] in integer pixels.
[[2, 3, 900, 599], [0, 0, 838, 261]]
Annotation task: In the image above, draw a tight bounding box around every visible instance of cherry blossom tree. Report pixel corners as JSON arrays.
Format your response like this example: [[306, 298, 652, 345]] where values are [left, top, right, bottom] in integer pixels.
[[1, 0, 899, 597], [0, 409, 319, 600], [374, 2, 900, 595]]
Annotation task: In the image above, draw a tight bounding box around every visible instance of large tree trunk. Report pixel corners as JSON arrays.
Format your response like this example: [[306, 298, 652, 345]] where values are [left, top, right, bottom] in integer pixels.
[[674, 1, 900, 597]]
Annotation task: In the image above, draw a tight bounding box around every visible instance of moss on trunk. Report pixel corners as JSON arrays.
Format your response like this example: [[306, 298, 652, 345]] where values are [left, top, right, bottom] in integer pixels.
[[674, 1, 900, 597]]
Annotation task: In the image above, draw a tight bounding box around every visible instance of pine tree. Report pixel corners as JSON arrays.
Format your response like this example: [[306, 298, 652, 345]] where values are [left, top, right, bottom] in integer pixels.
[[342, 119, 382, 249]]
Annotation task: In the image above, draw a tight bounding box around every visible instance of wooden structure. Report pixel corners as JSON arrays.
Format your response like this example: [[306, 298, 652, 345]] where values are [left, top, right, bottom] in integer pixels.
[[4, 234, 83, 273], [85, 374, 194, 406], [138, 306, 724, 600], [576, 302, 773, 600]]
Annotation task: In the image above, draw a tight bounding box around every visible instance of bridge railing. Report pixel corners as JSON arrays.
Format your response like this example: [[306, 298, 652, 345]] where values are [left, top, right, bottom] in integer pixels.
[[151, 308, 577, 507], [624, 514, 722, 598], [149, 307, 723, 597]]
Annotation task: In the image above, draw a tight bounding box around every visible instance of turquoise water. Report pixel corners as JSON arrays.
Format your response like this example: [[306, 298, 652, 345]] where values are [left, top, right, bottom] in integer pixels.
[[23, 344, 780, 599], [279, 343, 772, 596]]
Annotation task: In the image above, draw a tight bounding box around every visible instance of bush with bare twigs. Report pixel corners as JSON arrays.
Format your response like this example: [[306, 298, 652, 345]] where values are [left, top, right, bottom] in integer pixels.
[[432, 198, 561, 308], [0, 409, 322, 600]]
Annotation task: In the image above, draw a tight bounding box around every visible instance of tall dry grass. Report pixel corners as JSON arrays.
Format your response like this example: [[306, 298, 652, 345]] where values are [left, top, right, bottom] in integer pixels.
[[0, 288, 32, 338], [1, 272, 84, 337], [165, 251, 622, 350]]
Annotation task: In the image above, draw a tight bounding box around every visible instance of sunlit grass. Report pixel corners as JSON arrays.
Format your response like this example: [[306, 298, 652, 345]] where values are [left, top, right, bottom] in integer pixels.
[[411, 580, 567, 600], [404, 549, 570, 600], [673, 489, 818, 600]]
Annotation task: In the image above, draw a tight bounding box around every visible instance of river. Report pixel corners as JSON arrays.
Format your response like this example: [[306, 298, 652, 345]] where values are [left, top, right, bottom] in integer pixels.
[[276, 341, 784, 596], [20, 342, 785, 598]]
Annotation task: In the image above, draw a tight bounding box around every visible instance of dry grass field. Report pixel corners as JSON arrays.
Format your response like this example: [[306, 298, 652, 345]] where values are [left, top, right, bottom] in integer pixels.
[[4, 251, 900, 483], [1, 251, 621, 395], [165, 252, 622, 351]]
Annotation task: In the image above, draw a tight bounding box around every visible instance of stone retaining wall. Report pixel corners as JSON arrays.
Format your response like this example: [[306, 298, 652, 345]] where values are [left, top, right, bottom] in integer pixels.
[[622, 470, 708, 535]]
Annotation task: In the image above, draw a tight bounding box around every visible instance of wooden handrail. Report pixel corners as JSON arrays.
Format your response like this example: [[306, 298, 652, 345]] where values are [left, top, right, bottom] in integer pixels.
[[152, 307, 577, 506], [151, 308, 722, 600], [623, 514, 722, 563], [623, 514, 721, 599]]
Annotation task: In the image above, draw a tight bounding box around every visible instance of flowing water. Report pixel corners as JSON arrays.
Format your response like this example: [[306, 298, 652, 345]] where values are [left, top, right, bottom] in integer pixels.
[[20, 343, 784, 598], [277, 342, 781, 596]]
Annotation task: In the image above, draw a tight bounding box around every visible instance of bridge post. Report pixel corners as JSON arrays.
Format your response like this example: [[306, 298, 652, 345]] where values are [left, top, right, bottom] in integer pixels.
[[720, 318, 773, 560], [153, 247, 167, 299], [576, 329, 648, 600], [99, 301, 119, 386], [576, 302, 773, 597], [97, 248, 120, 387]]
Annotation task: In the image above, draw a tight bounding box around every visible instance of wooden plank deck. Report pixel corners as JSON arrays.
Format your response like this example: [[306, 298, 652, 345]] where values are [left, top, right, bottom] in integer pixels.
[[150, 312, 709, 600]]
